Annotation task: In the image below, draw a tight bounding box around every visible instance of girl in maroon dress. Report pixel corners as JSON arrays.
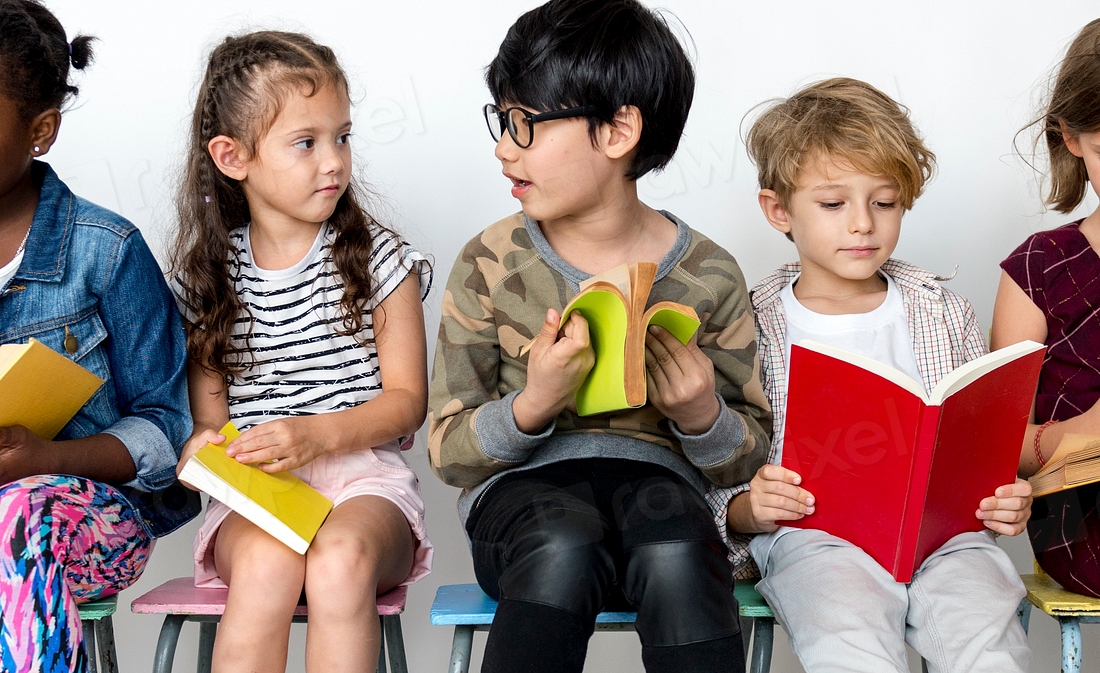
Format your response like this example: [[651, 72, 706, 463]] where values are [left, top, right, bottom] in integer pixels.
[[992, 18, 1100, 597]]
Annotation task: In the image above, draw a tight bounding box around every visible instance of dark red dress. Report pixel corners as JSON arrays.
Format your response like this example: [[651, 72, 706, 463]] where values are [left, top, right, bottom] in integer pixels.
[[1002, 220, 1100, 597]]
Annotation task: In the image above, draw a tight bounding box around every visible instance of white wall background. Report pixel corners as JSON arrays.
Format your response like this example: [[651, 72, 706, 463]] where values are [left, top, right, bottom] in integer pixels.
[[41, 1, 1100, 671]]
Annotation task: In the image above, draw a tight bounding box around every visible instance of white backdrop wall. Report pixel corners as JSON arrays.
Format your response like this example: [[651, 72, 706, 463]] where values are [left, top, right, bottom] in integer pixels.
[[40, 1, 1100, 671]]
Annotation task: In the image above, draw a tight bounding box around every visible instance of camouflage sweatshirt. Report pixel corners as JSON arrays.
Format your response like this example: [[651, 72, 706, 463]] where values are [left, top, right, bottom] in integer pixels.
[[428, 212, 772, 527]]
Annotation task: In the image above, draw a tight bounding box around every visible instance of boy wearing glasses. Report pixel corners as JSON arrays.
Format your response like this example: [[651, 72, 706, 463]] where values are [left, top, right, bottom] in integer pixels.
[[428, 1, 771, 672]]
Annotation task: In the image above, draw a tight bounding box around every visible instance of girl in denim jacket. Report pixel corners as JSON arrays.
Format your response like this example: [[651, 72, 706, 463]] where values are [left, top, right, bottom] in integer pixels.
[[0, 3, 197, 672]]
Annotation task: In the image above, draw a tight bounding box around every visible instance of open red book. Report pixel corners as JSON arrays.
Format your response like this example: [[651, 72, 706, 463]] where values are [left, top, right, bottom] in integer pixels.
[[780, 339, 1044, 582]]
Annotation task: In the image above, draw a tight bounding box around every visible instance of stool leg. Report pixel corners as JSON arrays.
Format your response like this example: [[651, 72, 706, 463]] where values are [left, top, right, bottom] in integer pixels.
[[1017, 599, 1032, 635], [94, 616, 119, 673], [82, 620, 98, 673], [739, 615, 755, 655], [383, 615, 408, 673], [449, 625, 475, 673], [1059, 617, 1083, 673], [377, 618, 387, 673], [198, 622, 218, 673], [152, 614, 186, 673], [749, 617, 773, 673]]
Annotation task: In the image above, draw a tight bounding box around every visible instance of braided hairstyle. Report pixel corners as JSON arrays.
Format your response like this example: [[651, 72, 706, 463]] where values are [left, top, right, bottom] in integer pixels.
[[172, 31, 395, 380], [0, 0, 94, 122]]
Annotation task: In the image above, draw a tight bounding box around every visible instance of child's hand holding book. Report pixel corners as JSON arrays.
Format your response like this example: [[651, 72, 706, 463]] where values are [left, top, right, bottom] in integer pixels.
[[643, 325, 721, 434], [513, 308, 596, 434], [743, 464, 816, 533]]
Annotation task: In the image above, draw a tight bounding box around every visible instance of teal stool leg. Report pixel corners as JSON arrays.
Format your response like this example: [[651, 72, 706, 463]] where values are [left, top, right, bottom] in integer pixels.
[[449, 625, 475, 673], [198, 621, 217, 673], [377, 619, 387, 673], [1017, 599, 1032, 634], [82, 620, 98, 673], [749, 616, 773, 673], [152, 614, 186, 673], [94, 616, 119, 673], [383, 615, 408, 673], [1059, 616, 1083, 673]]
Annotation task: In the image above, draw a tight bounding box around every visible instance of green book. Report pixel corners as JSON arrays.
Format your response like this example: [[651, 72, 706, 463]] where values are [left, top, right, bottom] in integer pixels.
[[560, 262, 700, 416]]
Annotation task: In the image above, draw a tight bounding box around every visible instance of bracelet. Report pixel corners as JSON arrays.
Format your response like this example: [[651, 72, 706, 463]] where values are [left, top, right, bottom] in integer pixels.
[[1034, 420, 1058, 468]]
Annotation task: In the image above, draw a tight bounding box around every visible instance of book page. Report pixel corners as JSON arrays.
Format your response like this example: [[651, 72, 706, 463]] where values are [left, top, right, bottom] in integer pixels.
[[928, 340, 1044, 404]]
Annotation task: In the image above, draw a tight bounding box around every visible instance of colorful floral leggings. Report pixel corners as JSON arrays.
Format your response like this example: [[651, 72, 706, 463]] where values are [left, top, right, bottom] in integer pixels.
[[0, 475, 152, 673]]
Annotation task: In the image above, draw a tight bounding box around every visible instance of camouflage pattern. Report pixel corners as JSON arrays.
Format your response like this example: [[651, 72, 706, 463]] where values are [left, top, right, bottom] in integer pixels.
[[428, 212, 772, 497]]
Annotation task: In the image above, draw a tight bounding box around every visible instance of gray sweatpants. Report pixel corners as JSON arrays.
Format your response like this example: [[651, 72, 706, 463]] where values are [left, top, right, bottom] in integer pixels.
[[756, 529, 1030, 673]]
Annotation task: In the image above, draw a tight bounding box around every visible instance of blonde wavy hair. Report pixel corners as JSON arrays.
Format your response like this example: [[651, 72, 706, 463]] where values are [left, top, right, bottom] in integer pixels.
[[745, 77, 936, 234]]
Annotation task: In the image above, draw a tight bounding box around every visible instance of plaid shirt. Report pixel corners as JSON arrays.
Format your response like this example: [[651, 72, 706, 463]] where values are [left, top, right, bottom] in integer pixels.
[[704, 258, 988, 577]]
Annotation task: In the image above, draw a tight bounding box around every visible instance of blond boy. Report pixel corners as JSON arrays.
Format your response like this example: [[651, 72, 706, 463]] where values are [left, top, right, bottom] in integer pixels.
[[706, 78, 1032, 672]]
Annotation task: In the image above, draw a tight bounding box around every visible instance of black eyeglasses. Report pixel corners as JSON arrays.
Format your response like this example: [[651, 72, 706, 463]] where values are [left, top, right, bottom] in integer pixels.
[[483, 104, 599, 148]]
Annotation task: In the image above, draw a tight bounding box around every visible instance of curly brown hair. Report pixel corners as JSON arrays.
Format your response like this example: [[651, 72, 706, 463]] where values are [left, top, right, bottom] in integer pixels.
[[1034, 19, 1100, 213], [171, 30, 396, 379], [745, 77, 936, 232]]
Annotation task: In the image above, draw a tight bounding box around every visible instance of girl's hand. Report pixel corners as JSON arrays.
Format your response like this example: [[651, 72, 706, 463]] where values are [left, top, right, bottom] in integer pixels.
[[514, 309, 595, 433], [745, 464, 815, 532], [0, 425, 52, 485], [225, 417, 327, 473], [176, 427, 227, 487], [644, 325, 721, 434], [976, 478, 1032, 536]]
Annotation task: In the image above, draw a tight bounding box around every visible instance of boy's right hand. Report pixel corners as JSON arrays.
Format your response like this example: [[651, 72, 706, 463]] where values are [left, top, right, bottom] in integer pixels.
[[513, 309, 595, 434], [745, 464, 815, 532], [175, 427, 226, 489]]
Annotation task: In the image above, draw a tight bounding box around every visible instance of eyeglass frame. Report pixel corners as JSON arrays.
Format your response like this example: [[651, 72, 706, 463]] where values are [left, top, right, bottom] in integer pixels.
[[483, 103, 600, 148]]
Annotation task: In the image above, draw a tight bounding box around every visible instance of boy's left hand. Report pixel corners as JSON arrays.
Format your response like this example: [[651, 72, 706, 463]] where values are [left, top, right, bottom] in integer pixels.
[[644, 325, 721, 435], [976, 478, 1032, 536]]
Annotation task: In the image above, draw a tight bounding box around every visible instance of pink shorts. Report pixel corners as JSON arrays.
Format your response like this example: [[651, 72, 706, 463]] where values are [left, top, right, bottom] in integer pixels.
[[193, 441, 433, 588]]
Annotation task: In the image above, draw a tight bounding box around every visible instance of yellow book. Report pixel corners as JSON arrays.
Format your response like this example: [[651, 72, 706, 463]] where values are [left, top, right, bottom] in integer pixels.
[[556, 261, 700, 416], [179, 422, 334, 554], [1029, 433, 1100, 497], [0, 338, 104, 439]]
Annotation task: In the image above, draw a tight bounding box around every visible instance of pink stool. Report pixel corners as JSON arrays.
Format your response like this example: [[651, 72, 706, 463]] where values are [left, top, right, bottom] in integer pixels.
[[131, 577, 408, 673]]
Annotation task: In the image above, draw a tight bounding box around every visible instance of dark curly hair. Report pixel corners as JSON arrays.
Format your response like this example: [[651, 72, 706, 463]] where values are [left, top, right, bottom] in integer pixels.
[[0, 0, 95, 121], [170, 30, 397, 379]]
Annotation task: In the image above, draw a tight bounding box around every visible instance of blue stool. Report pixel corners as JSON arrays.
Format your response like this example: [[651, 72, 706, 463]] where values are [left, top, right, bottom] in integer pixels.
[[78, 595, 119, 673], [429, 582, 776, 673]]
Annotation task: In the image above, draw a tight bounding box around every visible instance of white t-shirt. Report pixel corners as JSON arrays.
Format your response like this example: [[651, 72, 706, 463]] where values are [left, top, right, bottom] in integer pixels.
[[0, 248, 24, 290], [177, 222, 431, 430], [749, 272, 922, 572]]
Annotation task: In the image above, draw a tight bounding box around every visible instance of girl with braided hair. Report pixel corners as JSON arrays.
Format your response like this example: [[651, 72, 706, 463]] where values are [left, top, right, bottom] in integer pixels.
[[171, 30, 433, 672], [0, 2, 198, 672]]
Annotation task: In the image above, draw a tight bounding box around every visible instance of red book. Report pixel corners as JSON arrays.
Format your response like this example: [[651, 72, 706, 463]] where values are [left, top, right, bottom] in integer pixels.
[[780, 339, 1045, 582]]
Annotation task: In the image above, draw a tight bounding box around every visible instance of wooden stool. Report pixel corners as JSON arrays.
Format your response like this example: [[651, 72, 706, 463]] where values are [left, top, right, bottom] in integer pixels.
[[78, 595, 119, 673], [130, 577, 408, 673], [1020, 572, 1100, 673], [428, 582, 777, 673]]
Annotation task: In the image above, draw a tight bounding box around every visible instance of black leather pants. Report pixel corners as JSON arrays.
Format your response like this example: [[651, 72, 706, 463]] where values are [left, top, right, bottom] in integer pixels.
[[468, 458, 744, 673]]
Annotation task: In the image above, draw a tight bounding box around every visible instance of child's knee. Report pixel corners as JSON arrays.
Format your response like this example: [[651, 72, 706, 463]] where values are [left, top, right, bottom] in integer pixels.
[[305, 534, 380, 593]]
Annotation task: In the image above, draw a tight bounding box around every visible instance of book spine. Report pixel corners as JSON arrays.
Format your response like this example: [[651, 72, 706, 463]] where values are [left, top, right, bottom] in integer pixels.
[[893, 404, 941, 582]]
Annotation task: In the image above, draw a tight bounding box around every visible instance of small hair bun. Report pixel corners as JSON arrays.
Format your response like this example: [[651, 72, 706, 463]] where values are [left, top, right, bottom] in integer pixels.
[[68, 34, 95, 70]]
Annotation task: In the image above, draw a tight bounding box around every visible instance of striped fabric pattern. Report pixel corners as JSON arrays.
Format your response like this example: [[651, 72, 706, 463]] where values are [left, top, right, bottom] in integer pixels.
[[208, 223, 431, 429], [704, 258, 987, 577]]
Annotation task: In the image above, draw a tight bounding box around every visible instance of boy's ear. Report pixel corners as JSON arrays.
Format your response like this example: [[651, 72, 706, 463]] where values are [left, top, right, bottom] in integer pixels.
[[1060, 121, 1084, 158], [28, 108, 61, 157], [207, 136, 249, 181], [602, 105, 643, 160], [758, 189, 793, 236]]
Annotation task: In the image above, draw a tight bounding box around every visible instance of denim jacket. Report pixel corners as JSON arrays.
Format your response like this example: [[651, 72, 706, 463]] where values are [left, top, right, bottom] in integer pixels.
[[0, 162, 200, 537]]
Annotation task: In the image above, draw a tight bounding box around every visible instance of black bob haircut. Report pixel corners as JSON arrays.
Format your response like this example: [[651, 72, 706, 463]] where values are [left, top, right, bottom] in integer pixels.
[[486, 0, 695, 180]]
